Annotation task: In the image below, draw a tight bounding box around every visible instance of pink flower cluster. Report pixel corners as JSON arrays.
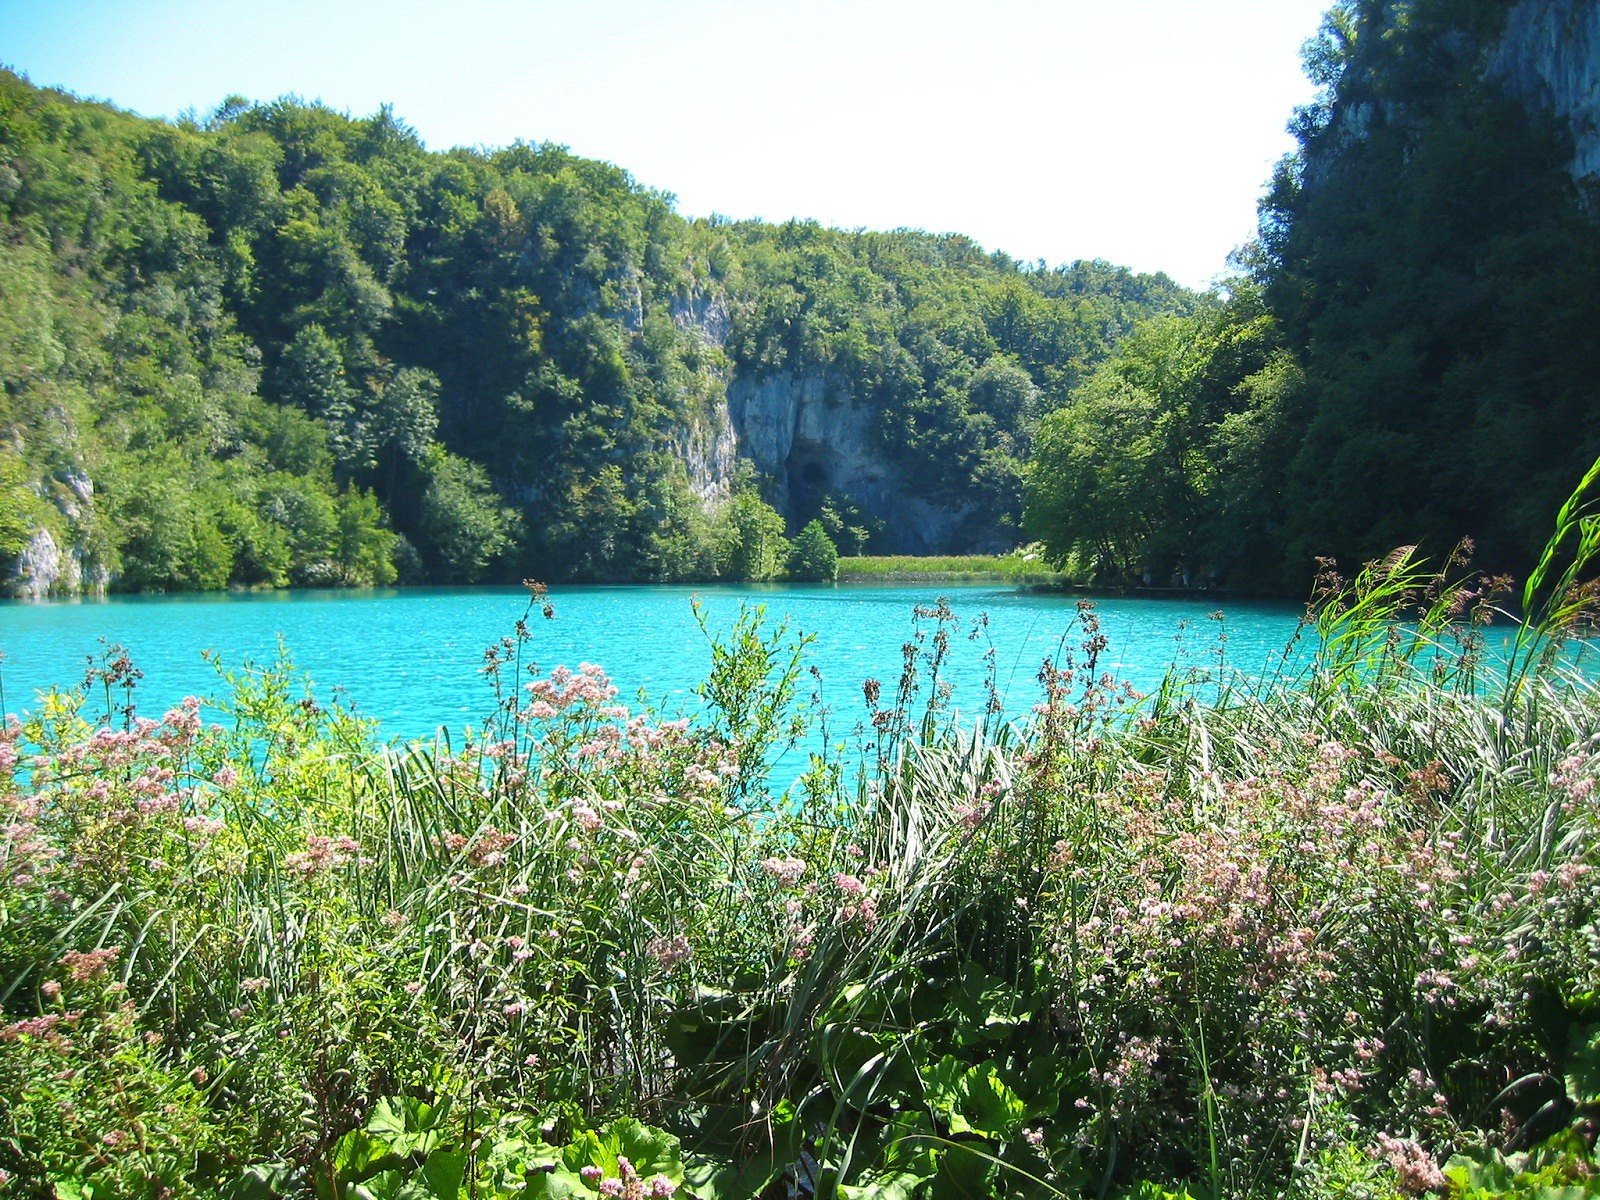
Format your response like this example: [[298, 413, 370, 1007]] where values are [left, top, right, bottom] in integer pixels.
[[580, 1156, 676, 1200], [646, 934, 692, 970], [1374, 1133, 1446, 1195], [833, 872, 878, 930], [1551, 752, 1596, 809], [0, 1010, 77, 1044], [761, 856, 806, 887], [285, 834, 361, 878], [523, 663, 620, 718], [441, 826, 518, 868], [2, 792, 59, 888], [60, 945, 121, 982]]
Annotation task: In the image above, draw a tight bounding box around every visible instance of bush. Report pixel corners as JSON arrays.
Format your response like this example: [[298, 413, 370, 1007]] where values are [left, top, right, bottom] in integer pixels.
[[786, 518, 838, 581]]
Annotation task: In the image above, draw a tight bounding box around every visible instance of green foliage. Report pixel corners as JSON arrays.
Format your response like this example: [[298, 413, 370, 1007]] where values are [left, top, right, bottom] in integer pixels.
[[417, 449, 517, 582], [787, 518, 839, 582], [0, 69, 1194, 592], [718, 487, 789, 583], [1024, 0, 1600, 593], [4, 561, 1600, 1197], [0, 447, 44, 560]]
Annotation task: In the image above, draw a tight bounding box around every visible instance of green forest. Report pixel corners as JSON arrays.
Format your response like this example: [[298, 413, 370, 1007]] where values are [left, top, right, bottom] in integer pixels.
[[0, 68, 1188, 594], [3, 0, 1599, 599], [1024, 0, 1600, 592], [10, 3, 1600, 1198]]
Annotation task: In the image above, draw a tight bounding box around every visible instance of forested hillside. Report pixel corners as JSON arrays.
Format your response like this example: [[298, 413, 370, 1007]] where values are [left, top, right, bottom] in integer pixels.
[[1025, 0, 1600, 592], [0, 71, 1191, 594]]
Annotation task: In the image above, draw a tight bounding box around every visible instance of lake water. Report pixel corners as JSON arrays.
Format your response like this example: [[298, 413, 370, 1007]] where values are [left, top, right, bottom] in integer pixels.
[[0, 584, 1305, 744]]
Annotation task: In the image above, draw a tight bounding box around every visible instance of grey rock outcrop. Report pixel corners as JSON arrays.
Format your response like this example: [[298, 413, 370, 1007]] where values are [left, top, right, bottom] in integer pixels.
[[724, 370, 977, 553], [1491, 0, 1600, 181], [8, 528, 70, 598], [666, 286, 985, 552]]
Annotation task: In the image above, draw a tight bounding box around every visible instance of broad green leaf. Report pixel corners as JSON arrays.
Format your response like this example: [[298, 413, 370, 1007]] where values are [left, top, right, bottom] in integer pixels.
[[606, 1117, 683, 1180], [220, 1163, 304, 1200], [920, 1057, 1026, 1139], [682, 1149, 786, 1200], [334, 1131, 398, 1182], [412, 1148, 467, 1200], [349, 1169, 406, 1200], [929, 1142, 995, 1200], [817, 1024, 920, 1107], [1565, 1022, 1600, 1104], [366, 1096, 446, 1158], [839, 1168, 931, 1200], [524, 1168, 592, 1200]]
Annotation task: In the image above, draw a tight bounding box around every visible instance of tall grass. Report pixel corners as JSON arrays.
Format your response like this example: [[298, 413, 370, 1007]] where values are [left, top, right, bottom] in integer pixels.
[[3, 475, 1600, 1197]]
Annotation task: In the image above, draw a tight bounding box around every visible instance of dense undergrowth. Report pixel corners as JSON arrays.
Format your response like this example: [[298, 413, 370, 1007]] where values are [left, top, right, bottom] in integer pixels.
[[4, 490, 1600, 1200]]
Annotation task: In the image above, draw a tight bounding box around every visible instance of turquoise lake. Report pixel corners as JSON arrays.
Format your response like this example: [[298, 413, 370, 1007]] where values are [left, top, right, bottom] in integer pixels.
[[0, 585, 1307, 746]]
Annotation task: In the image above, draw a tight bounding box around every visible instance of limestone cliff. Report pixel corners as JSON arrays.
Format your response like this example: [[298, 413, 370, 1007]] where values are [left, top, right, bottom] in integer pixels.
[[1490, 0, 1600, 181], [667, 290, 995, 554]]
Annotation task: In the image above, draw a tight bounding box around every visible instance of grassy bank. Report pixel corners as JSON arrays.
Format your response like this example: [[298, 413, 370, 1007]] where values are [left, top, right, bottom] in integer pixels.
[[836, 551, 1077, 584], [3, 545, 1600, 1198]]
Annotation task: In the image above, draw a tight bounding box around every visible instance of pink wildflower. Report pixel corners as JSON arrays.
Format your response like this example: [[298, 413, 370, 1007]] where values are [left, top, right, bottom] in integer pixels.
[[60, 946, 120, 982], [761, 856, 806, 887], [285, 834, 360, 877], [1374, 1133, 1446, 1195], [647, 934, 692, 969]]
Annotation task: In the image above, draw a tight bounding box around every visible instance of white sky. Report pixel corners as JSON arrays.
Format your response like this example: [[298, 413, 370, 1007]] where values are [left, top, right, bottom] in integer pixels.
[[0, 0, 1332, 289]]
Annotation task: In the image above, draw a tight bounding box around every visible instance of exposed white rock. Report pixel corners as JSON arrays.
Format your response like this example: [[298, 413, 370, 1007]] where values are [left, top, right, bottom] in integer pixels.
[[8, 528, 66, 599], [1490, 0, 1600, 181]]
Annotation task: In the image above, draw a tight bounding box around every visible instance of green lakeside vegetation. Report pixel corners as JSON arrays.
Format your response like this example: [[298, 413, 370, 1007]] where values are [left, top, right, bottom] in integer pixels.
[[1023, 0, 1600, 594], [836, 552, 1074, 585], [4, 477, 1600, 1198], [6, 0, 1594, 599]]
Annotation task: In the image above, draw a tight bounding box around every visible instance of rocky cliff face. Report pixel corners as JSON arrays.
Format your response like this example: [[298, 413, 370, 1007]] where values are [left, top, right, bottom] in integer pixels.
[[1490, 0, 1600, 181], [723, 371, 980, 553], [2, 458, 107, 600], [668, 291, 987, 553]]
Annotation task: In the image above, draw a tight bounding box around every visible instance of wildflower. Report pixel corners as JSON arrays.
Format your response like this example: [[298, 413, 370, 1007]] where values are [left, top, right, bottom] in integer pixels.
[[761, 856, 806, 887], [1, 1013, 66, 1042], [41, 980, 61, 1000], [581, 1166, 604, 1183], [212, 765, 239, 788], [60, 946, 120, 982], [404, 981, 423, 995], [954, 799, 992, 828], [647, 1178, 677, 1199], [1374, 1133, 1446, 1195], [285, 834, 360, 878], [833, 872, 865, 896], [647, 934, 692, 969]]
